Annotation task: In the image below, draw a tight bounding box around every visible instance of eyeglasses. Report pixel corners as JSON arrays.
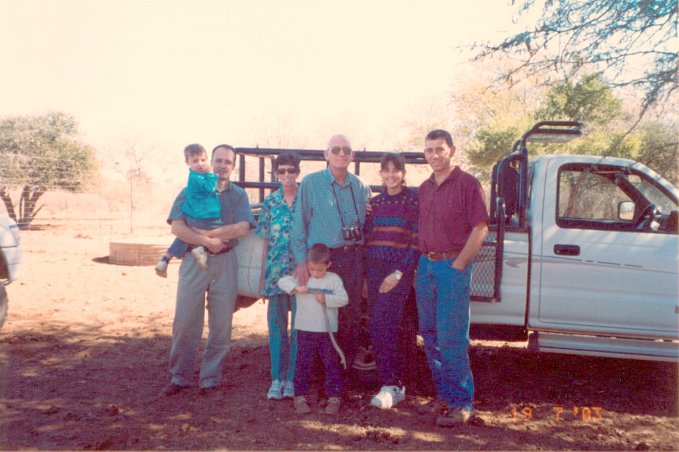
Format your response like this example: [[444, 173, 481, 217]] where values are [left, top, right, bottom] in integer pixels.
[[329, 146, 352, 155], [275, 168, 299, 175]]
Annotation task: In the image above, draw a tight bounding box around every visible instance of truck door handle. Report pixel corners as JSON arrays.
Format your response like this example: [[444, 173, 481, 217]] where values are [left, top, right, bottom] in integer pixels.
[[554, 244, 580, 256]]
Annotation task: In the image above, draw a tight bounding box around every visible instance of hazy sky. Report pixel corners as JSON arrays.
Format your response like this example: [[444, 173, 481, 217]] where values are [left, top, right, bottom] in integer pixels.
[[0, 0, 526, 154]]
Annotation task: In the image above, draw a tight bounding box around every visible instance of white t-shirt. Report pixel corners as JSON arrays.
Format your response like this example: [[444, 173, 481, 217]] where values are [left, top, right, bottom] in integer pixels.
[[278, 272, 348, 333]]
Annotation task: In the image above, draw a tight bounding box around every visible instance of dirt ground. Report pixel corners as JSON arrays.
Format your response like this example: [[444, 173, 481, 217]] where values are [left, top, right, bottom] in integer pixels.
[[1, 218, 678, 450]]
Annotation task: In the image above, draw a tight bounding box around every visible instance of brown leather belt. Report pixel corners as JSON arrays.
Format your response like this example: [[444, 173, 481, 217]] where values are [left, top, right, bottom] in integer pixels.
[[330, 244, 362, 253], [426, 250, 458, 261]]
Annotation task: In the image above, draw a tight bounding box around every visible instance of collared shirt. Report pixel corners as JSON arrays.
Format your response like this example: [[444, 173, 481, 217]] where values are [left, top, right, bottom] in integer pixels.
[[291, 168, 371, 265], [418, 166, 489, 254], [256, 187, 296, 296], [167, 181, 256, 249]]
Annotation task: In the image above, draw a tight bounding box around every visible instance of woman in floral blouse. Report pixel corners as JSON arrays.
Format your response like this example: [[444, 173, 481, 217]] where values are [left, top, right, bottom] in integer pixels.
[[256, 152, 302, 400]]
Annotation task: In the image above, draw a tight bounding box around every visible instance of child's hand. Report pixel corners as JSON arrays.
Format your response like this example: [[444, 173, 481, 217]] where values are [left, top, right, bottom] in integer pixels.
[[315, 292, 326, 304], [204, 237, 226, 254], [294, 285, 309, 294]]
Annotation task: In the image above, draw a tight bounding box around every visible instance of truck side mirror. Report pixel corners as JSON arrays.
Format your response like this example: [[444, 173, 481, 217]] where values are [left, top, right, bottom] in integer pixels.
[[618, 201, 634, 221]]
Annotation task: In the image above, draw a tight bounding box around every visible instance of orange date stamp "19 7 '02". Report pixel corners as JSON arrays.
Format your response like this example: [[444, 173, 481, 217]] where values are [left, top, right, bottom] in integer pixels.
[[511, 406, 604, 423]]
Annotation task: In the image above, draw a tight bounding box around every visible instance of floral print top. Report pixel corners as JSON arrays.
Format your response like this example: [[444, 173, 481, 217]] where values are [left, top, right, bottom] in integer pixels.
[[256, 187, 296, 296]]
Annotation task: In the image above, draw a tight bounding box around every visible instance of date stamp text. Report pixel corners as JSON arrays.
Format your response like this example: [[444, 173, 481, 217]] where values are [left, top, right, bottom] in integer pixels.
[[511, 405, 604, 423]]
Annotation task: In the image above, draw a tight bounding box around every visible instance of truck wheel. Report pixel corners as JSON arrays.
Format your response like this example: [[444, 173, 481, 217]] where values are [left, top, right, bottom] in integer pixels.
[[0, 285, 7, 329]]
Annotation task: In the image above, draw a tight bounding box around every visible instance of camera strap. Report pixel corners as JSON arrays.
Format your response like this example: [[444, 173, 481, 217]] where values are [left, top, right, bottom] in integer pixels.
[[331, 182, 361, 230]]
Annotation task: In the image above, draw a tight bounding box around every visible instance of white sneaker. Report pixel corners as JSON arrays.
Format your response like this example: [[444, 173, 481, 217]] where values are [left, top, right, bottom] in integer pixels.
[[155, 258, 168, 277], [191, 246, 208, 270], [282, 380, 294, 398], [370, 385, 405, 410], [267, 379, 283, 400]]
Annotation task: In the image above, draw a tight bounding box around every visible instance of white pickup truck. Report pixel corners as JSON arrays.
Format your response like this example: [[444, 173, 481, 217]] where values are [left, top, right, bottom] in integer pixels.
[[470, 121, 678, 362], [0, 215, 22, 328], [233, 121, 678, 362]]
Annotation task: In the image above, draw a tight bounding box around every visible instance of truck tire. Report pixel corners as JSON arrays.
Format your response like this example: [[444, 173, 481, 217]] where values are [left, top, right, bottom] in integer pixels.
[[0, 284, 7, 329]]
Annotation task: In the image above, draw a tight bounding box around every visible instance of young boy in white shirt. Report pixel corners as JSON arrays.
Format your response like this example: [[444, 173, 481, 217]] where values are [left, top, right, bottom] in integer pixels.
[[278, 243, 348, 415]]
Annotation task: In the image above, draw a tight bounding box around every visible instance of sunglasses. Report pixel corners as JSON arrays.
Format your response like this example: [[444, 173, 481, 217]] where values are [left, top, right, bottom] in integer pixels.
[[329, 146, 352, 155], [275, 168, 299, 175]]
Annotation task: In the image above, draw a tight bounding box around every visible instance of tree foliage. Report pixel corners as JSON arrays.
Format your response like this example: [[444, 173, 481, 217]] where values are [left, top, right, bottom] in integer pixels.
[[474, 0, 678, 114], [466, 125, 521, 170], [0, 112, 97, 228], [531, 75, 677, 184], [450, 59, 545, 177], [534, 74, 622, 127], [465, 72, 678, 185], [636, 121, 679, 184]]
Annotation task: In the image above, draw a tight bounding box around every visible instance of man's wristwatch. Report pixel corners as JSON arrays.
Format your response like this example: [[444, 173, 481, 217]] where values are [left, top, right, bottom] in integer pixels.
[[392, 270, 403, 281]]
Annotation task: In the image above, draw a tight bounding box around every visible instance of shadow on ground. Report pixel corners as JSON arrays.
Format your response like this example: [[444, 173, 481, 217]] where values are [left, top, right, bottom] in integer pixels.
[[1, 324, 676, 450]]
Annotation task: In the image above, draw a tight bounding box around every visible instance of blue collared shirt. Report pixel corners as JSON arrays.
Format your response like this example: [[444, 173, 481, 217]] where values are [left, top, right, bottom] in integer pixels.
[[167, 181, 255, 249], [291, 168, 371, 264]]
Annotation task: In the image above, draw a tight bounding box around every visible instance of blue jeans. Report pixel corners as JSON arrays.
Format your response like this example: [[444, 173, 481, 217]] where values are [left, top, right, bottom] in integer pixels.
[[294, 331, 343, 398], [366, 258, 411, 386], [415, 256, 474, 410], [267, 293, 297, 382], [167, 216, 224, 258]]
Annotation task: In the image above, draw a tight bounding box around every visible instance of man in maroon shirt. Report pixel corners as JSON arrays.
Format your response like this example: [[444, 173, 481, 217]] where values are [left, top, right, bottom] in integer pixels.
[[416, 129, 489, 427]]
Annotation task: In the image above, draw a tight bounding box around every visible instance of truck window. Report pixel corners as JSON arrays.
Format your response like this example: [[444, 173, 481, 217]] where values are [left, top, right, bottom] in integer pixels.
[[556, 164, 678, 233], [558, 169, 633, 225]]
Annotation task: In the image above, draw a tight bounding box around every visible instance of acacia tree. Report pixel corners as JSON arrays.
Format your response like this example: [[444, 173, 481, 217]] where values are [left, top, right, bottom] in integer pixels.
[[474, 0, 678, 115], [0, 112, 97, 228]]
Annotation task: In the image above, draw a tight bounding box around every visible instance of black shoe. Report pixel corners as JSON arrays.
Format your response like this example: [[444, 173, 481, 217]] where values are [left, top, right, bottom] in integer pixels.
[[161, 383, 187, 397]]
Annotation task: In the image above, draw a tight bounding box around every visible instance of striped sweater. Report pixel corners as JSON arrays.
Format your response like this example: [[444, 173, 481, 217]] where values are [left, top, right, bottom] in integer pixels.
[[363, 187, 419, 274]]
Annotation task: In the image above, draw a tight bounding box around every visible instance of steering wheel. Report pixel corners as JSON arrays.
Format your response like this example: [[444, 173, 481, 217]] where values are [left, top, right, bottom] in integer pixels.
[[635, 203, 657, 230]]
